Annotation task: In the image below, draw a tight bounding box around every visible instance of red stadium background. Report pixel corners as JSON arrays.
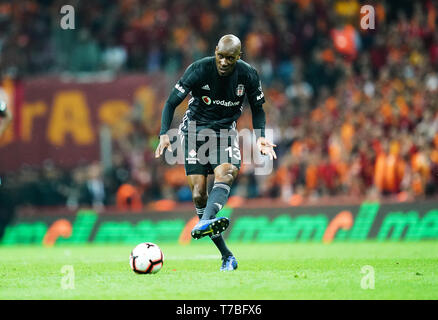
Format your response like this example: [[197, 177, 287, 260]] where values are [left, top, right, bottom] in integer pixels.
[[0, 75, 170, 171]]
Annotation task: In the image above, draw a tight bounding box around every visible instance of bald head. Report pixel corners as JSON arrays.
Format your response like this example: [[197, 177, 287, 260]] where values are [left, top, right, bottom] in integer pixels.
[[217, 34, 241, 54], [215, 34, 241, 76]]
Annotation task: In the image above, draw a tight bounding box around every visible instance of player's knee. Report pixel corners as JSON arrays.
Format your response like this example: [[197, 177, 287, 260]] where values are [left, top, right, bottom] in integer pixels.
[[215, 164, 238, 185]]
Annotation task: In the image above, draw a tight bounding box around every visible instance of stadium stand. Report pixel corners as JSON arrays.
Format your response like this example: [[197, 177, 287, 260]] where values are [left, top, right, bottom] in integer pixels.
[[0, 0, 437, 210]]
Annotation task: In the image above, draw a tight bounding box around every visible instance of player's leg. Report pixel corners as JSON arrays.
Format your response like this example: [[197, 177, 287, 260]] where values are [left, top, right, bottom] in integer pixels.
[[187, 174, 234, 261], [182, 129, 210, 218], [187, 174, 208, 219], [191, 163, 237, 239], [189, 133, 239, 270], [192, 163, 238, 271], [203, 163, 238, 271], [200, 163, 238, 220]]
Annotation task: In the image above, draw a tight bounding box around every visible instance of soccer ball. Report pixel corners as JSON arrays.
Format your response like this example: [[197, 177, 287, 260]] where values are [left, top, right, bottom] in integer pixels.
[[129, 242, 164, 274]]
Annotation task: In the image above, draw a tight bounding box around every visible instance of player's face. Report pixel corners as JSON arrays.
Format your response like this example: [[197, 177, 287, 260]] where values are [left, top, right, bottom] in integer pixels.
[[215, 46, 240, 76]]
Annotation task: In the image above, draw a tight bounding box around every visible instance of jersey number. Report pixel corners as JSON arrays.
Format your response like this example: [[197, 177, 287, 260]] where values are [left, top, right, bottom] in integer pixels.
[[224, 147, 241, 160]]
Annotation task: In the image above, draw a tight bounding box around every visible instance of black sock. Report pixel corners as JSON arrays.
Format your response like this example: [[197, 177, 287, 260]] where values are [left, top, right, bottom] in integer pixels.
[[201, 182, 230, 220], [196, 207, 232, 258], [210, 233, 233, 258]]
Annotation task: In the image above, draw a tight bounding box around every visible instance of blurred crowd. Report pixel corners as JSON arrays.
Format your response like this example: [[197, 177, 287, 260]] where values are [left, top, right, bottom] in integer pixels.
[[1, 0, 438, 210]]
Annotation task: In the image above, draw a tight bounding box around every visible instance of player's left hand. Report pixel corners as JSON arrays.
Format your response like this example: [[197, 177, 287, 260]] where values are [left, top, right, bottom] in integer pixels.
[[256, 137, 277, 160]]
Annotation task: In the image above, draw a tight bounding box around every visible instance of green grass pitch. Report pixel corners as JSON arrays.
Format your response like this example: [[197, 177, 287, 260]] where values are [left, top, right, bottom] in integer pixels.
[[0, 242, 437, 299]]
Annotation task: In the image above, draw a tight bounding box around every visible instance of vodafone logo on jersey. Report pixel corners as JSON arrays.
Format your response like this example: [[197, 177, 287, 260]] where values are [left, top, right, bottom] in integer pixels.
[[201, 96, 240, 107], [202, 96, 212, 105], [213, 100, 240, 107]]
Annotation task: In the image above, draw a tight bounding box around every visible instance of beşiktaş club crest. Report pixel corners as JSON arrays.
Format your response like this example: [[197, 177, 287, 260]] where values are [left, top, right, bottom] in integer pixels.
[[236, 84, 245, 96], [202, 96, 212, 105]]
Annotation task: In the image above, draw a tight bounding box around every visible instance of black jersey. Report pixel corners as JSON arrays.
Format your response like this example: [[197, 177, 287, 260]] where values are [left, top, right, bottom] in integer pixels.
[[159, 56, 266, 137]]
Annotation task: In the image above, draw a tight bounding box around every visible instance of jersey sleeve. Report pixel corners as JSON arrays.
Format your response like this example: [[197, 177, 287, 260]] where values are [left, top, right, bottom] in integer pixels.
[[159, 63, 200, 135], [174, 62, 199, 99], [246, 68, 266, 138], [246, 68, 265, 107]]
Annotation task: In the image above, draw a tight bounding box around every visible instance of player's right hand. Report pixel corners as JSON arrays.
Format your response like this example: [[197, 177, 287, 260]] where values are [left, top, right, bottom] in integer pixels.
[[155, 134, 172, 158]]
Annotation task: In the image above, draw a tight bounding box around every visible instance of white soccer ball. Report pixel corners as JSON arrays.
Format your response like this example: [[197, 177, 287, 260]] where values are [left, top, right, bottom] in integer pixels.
[[129, 242, 164, 274]]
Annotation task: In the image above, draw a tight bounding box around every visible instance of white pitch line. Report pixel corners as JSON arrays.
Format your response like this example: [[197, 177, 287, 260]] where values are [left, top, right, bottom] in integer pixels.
[[166, 254, 219, 260]]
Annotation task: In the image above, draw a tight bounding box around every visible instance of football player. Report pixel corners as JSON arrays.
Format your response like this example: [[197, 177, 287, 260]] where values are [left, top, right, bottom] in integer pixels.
[[155, 35, 276, 271]]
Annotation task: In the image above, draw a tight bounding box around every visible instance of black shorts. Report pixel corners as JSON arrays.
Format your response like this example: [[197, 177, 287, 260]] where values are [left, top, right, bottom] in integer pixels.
[[180, 131, 241, 176]]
